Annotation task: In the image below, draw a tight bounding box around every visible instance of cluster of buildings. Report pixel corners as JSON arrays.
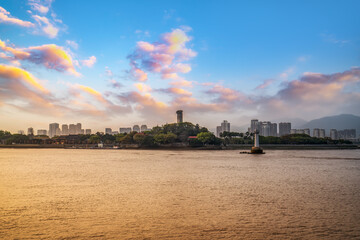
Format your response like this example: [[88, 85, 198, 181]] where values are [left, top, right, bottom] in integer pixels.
[[249, 119, 279, 137], [36, 123, 92, 138], [14, 110, 358, 142], [23, 123, 150, 138], [105, 125, 148, 135], [248, 119, 357, 141], [330, 129, 356, 141], [17, 109, 189, 138]]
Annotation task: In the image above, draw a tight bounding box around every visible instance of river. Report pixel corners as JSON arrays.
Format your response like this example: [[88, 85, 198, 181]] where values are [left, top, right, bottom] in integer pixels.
[[1, 149, 359, 239]]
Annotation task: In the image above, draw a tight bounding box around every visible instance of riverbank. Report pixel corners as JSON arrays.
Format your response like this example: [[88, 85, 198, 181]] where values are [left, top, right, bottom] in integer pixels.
[[0, 144, 358, 150]]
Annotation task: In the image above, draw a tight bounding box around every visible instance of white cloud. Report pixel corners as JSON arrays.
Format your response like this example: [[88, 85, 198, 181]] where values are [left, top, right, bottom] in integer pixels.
[[81, 56, 97, 68]]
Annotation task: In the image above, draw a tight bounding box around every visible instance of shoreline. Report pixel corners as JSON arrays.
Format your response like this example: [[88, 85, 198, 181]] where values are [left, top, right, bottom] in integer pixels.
[[0, 144, 358, 150]]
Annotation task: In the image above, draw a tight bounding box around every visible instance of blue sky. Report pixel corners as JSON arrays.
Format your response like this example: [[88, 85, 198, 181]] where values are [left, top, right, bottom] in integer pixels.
[[0, 0, 360, 132]]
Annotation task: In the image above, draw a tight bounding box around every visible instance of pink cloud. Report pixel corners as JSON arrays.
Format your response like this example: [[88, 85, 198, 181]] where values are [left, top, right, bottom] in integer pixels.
[[32, 15, 59, 38], [28, 1, 50, 14], [137, 41, 155, 52], [0, 64, 49, 93], [169, 79, 193, 88], [157, 87, 192, 96], [255, 79, 274, 90], [132, 66, 148, 82], [0, 6, 35, 28], [134, 83, 152, 93], [0, 40, 80, 76], [256, 67, 360, 119], [206, 84, 251, 103], [81, 56, 97, 68], [127, 28, 197, 83]]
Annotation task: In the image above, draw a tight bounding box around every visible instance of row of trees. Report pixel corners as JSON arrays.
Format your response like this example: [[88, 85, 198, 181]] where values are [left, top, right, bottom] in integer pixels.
[[1, 127, 352, 146], [0, 123, 221, 147]]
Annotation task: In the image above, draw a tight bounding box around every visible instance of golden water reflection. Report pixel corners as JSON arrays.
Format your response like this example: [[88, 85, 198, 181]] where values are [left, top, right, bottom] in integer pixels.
[[1, 149, 360, 239]]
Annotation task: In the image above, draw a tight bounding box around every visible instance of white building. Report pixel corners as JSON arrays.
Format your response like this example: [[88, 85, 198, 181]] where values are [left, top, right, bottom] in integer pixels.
[[76, 123, 82, 135], [319, 129, 325, 138], [221, 120, 230, 133], [69, 124, 76, 135], [313, 128, 320, 138], [330, 129, 338, 140], [49, 123, 60, 138], [133, 125, 140, 132], [140, 125, 148, 132], [62, 124, 69, 135]]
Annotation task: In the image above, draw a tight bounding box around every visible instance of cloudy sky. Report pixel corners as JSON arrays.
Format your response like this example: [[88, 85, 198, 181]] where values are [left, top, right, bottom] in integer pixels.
[[1, 0, 360, 132]]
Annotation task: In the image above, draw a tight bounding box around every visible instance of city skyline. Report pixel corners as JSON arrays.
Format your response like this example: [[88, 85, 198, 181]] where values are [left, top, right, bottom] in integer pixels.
[[12, 114, 357, 141], [1, 0, 360, 132]]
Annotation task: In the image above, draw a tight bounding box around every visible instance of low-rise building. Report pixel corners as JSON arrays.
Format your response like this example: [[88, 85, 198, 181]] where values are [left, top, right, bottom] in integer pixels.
[[119, 128, 132, 134], [37, 129, 47, 136]]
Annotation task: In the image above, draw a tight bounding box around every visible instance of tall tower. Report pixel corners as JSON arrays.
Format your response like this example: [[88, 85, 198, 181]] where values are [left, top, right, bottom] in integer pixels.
[[176, 110, 183, 123]]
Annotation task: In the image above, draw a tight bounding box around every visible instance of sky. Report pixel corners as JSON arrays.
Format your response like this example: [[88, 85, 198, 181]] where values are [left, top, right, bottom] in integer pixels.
[[0, 0, 360, 133]]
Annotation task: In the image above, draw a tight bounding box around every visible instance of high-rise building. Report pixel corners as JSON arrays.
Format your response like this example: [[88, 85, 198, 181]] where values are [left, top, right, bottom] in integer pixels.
[[330, 129, 338, 140], [216, 126, 222, 137], [290, 129, 297, 134], [80, 129, 84, 134], [112, 131, 119, 135], [250, 119, 259, 133], [49, 123, 60, 138], [221, 120, 230, 133], [279, 122, 291, 136], [76, 123, 82, 135], [18, 130, 25, 135], [313, 128, 320, 138], [133, 125, 140, 132], [119, 128, 132, 134], [260, 122, 271, 137], [319, 129, 325, 138], [85, 129, 91, 135], [176, 110, 183, 123], [270, 123, 277, 137], [338, 129, 356, 140], [37, 129, 47, 135], [61, 124, 69, 135], [69, 124, 76, 135], [105, 128, 112, 135], [27, 127, 34, 135], [140, 125, 148, 132]]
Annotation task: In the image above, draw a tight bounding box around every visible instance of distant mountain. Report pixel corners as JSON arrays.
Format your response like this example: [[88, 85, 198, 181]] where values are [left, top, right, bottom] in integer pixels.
[[300, 114, 360, 136]]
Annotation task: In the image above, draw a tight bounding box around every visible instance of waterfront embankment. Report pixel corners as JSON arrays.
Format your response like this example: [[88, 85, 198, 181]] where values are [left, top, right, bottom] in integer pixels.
[[0, 143, 358, 150]]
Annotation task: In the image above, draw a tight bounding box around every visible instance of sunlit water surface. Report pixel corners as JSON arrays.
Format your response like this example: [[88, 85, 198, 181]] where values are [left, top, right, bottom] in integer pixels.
[[1, 149, 360, 239]]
